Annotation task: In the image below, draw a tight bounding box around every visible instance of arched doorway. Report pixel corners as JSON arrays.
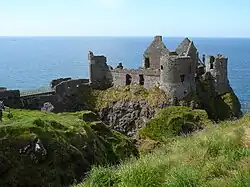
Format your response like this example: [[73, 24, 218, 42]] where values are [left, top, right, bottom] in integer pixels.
[[139, 74, 144, 85]]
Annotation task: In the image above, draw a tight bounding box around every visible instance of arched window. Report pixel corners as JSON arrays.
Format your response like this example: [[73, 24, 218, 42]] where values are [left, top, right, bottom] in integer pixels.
[[180, 75, 185, 83], [126, 74, 132, 85], [144, 58, 150, 68], [161, 65, 163, 70]]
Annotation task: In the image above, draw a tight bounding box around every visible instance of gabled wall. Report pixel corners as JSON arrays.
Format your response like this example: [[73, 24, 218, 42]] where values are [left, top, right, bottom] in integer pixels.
[[142, 36, 169, 70]]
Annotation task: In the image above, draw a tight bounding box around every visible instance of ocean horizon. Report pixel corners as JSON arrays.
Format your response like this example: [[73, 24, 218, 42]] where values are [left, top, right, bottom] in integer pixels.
[[0, 36, 249, 104]]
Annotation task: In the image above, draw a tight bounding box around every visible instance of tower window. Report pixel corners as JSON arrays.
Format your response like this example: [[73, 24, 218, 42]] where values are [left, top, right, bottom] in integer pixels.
[[180, 75, 185, 83], [126, 74, 132, 85], [161, 65, 163, 70], [202, 54, 205, 63], [145, 58, 150, 68], [139, 74, 144, 85], [210, 63, 214, 69]]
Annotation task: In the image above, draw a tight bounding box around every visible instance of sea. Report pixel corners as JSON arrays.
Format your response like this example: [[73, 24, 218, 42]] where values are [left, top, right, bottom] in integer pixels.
[[0, 37, 250, 109]]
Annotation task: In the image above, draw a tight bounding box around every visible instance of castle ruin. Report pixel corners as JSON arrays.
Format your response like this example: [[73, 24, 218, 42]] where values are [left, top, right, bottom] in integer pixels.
[[88, 35, 231, 99], [0, 35, 232, 110]]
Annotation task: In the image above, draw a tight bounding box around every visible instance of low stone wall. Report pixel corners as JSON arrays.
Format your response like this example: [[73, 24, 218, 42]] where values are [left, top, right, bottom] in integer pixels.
[[55, 79, 89, 97], [0, 90, 20, 98], [50, 77, 72, 88], [0, 90, 22, 108]]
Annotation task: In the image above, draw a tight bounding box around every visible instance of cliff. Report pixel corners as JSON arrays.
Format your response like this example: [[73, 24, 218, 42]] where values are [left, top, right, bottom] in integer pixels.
[[0, 110, 137, 187], [71, 82, 241, 138], [196, 73, 242, 121]]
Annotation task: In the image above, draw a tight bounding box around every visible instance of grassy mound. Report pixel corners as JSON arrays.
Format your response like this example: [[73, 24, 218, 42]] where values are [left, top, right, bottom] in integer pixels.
[[77, 113, 250, 187], [0, 110, 138, 187], [139, 106, 212, 141]]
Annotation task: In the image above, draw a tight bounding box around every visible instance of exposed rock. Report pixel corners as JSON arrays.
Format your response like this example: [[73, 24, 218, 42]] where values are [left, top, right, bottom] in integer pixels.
[[19, 137, 47, 164], [99, 99, 157, 138], [41, 102, 55, 112], [196, 72, 242, 121]]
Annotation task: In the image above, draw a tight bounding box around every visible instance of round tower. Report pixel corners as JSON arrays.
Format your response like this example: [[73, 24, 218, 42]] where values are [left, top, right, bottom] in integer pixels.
[[159, 54, 195, 100]]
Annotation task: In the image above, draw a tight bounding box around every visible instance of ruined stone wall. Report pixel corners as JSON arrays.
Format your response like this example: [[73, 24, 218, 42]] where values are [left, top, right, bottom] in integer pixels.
[[88, 51, 113, 89], [160, 55, 196, 99], [110, 68, 160, 89], [0, 90, 21, 108], [55, 79, 89, 97], [143, 36, 169, 70], [21, 95, 58, 110], [0, 90, 20, 99], [50, 77, 72, 88], [186, 41, 199, 75], [206, 55, 230, 95]]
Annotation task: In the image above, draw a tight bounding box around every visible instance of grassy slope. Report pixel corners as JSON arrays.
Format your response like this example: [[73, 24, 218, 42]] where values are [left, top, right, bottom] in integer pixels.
[[77, 113, 250, 187], [0, 109, 137, 187]]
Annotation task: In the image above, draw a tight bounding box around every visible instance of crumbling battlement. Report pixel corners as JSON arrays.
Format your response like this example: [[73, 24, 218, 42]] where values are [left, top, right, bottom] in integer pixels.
[[88, 36, 230, 100]]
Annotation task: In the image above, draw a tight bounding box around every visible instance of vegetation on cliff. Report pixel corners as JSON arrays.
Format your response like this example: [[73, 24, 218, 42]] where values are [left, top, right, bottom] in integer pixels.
[[76, 113, 250, 187], [76, 82, 242, 122], [139, 106, 212, 141], [0, 109, 137, 187], [76, 85, 169, 111], [196, 76, 242, 121]]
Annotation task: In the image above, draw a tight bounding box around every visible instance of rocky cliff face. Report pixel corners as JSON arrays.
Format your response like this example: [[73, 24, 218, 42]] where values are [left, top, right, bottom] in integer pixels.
[[92, 82, 242, 138], [99, 99, 156, 137]]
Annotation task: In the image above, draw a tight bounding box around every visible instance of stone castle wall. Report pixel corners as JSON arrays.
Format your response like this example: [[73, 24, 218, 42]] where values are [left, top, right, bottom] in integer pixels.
[[206, 54, 230, 95], [160, 55, 196, 99], [142, 35, 169, 70], [110, 68, 160, 88]]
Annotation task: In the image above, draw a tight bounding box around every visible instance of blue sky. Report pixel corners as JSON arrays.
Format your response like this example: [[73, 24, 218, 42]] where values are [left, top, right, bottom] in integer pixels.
[[0, 0, 249, 37]]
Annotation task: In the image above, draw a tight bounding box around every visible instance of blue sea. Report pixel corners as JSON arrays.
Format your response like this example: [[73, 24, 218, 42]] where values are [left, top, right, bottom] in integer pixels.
[[0, 37, 250, 104]]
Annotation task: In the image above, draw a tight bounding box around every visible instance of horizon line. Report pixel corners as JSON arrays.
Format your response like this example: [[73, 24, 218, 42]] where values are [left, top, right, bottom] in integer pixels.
[[0, 35, 250, 39]]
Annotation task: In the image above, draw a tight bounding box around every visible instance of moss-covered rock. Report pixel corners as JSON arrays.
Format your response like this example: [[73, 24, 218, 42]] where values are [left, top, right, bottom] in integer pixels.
[[196, 74, 242, 121], [140, 106, 212, 141], [93, 85, 169, 110], [221, 88, 242, 118], [0, 109, 137, 187]]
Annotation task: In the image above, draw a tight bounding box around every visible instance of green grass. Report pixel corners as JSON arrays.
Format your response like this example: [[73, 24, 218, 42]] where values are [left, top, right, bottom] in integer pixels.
[[140, 106, 212, 141], [76, 113, 250, 187], [0, 109, 137, 187]]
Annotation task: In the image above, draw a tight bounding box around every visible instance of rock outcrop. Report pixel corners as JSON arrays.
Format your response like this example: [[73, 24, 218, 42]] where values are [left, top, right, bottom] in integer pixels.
[[99, 99, 156, 137]]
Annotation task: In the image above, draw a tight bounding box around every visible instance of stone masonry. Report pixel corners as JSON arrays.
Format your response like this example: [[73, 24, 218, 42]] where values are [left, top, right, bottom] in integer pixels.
[[88, 36, 231, 99]]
